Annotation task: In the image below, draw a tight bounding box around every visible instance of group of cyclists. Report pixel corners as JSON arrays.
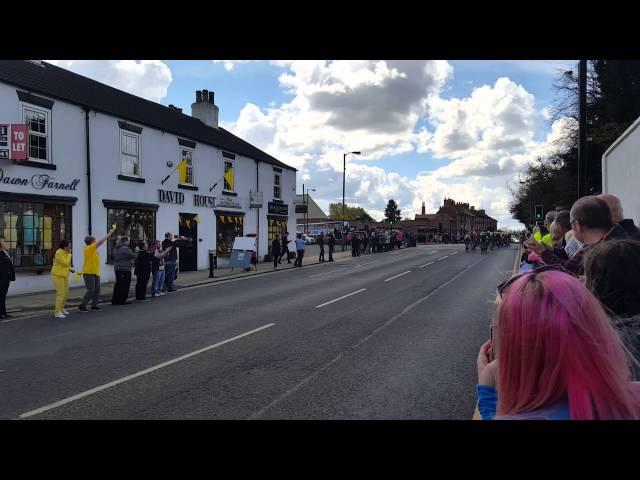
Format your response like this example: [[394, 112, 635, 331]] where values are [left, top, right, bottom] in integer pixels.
[[463, 231, 511, 254]]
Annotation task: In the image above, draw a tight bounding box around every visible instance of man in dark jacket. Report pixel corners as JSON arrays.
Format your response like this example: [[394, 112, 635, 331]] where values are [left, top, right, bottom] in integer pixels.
[[526, 196, 628, 276], [162, 232, 186, 293], [279, 232, 291, 264], [328, 232, 335, 262], [111, 236, 136, 305], [318, 233, 325, 262], [599, 193, 640, 241], [0, 238, 16, 319], [134, 241, 153, 301], [271, 237, 281, 269]]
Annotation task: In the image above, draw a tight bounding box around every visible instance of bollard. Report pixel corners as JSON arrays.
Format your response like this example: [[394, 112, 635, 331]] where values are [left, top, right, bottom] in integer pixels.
[[208, 250, 216, 278]]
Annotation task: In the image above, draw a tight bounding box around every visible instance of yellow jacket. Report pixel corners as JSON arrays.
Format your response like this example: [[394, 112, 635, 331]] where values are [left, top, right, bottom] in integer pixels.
[[51, 248, 72, 277]]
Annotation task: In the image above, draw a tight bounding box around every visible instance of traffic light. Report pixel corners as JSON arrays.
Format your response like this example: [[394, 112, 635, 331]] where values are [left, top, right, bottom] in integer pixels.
[[535, 205, 544, 222]]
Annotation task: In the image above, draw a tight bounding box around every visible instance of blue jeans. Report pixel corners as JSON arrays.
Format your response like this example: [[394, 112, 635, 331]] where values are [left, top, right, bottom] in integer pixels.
[[164, 262, 177, 291], [152, 270, 165, 295]]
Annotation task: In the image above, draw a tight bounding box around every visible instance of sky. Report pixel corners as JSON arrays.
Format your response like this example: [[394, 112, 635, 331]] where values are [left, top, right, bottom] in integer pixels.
[[46, 60, 576, 229]]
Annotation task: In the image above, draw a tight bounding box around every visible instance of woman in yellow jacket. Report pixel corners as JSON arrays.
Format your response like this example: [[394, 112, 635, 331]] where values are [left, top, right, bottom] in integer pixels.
[[51, 240, 75, 319]]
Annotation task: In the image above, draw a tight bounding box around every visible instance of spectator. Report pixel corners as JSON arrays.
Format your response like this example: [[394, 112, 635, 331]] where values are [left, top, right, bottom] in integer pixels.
[[162, 232, 186, 293], [318, 233, 325, 262], [533, 211, 556, 247], [294, 233, 305, 267], [327, 232, 335, 262], [279, 231, 291, 265], [271, 236, 281, 269], [78, 228, 115, 313], [598, 193, 640, 241], [550, 210, 571, 248], [111, 236, 136, 305], [0, 237, 16, 319], [477, 268, 640, 420], [134, 241, 153, 301], [151, 240, 171, 297], [584, 239, 640, 379], [51, 240, 75, 318], [525, 196, 628, 276]]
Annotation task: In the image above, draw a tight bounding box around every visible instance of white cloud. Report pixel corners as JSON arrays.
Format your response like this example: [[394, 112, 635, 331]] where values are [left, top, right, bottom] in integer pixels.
[[224, 61, 562, 229], [45, 60, 172, 103]]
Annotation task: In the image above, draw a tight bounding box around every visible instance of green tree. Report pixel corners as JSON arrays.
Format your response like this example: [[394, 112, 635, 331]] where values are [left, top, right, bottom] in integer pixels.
[[329, 203, 376, 222], [384, 199, 401, 224]]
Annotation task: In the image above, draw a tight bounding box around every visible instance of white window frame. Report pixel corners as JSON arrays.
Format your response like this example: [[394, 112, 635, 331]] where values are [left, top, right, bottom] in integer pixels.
[[274, 172, 281, 200], [120, 130, 141, 177], [21, 104, 51, 163], [223, 158, 234, 192], [179, 147, 195, 186]]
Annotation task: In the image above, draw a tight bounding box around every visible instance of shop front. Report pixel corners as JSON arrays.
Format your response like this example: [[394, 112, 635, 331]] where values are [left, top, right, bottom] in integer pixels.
[[267, 201, 289, 258], [215, 210, 244, 258], [0, 192, 76, 272], [103, 200, 157, 262]]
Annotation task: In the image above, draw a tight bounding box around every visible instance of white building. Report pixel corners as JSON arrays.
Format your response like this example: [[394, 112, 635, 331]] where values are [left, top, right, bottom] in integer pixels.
[[0, 60, 296, 295], [602, 115, 640, 225]]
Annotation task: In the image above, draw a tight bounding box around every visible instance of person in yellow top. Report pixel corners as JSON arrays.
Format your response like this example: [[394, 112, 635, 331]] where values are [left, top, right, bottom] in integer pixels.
[[51, 240, 74, 319], [533, 211, 556, 247], [78, 228, 116, 313]]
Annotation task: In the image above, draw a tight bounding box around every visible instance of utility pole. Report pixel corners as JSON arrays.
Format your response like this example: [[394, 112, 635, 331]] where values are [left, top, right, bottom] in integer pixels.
[[578, 59, 588, 198]]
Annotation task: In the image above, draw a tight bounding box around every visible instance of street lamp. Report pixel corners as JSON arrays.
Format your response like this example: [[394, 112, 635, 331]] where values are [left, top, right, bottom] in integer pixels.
[[342, 151, 361, 251], [305, 187, 316, 234]]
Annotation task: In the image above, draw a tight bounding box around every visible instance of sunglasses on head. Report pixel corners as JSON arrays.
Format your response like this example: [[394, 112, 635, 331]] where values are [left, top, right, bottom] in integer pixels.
[[496, 264, 577, 298]]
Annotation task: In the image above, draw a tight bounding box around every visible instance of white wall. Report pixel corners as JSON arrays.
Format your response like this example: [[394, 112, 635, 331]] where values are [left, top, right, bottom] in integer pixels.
[[0, 83, 89, 295], [602, 116, 640, 225]]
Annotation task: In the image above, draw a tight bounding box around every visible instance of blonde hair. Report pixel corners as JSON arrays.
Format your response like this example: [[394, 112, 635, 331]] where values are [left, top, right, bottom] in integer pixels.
[[550, 221, 565, 247]]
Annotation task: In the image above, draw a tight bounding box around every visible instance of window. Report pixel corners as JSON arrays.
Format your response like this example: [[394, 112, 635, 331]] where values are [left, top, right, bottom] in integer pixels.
[[268, 218, 288, 254], [120, 131, 140, 176], [274, 173, 281, 200], [223, 160, 234, 191], [180, 148, 194, 185], [216, 214, 243, 257], [23, 105, 50, 163], [106, 207, 155, 263], [0, 200, 71, 267]]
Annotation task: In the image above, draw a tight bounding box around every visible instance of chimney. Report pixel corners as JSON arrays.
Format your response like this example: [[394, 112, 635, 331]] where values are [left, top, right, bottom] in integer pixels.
[[421, 202, 426, 215], [191, 88, 219, 128]]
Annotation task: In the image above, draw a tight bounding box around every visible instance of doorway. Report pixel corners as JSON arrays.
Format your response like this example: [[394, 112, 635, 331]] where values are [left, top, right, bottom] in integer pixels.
[[178, 212, 198, 272]]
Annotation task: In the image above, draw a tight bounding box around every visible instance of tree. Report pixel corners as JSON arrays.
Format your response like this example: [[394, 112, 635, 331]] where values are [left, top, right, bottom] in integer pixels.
[[328, 203, 376, 222], [384, 199, 401, 225]]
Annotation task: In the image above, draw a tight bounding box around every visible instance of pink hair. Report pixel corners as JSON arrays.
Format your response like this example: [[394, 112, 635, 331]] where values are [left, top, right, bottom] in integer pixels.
[[496, 270, 640, 419]]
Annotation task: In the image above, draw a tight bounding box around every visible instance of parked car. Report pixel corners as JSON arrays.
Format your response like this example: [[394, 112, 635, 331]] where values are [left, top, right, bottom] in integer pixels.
[[301, 233, 316, 245]]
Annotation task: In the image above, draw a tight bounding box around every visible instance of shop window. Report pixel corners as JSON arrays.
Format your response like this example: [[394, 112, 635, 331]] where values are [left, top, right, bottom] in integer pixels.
[[216, 214, 243, 257], [106, 207, 155, 262], [268, 218, 288, 254], [0, 201, 71, 267]]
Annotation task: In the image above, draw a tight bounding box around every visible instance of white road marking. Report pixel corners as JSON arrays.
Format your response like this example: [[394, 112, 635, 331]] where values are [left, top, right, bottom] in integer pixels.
[[418, 262, 435, 269], [384, 271, 411, 282], [390, 251, 401, 255], [437, 256, 449, 261], [248, 255, 488, 420], [19, 323, 276, 419], [427, 251, 439, 255], [451, 252, 459, 256], [315, 289, 367, 309], [1, 314, 42, 323], [354, 261, 375, 268], [309, 268, 348, 278]]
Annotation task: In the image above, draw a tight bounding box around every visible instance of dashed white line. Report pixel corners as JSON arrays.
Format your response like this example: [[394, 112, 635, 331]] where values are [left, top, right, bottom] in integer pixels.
[[451, 252, 459, 256], [19, 323, 276, 419], [427, 251, 439, 255], [354, 261, 375, 268], [437, 255, 449, 261], [315, 288, 367, 308], [309, 268, 348, 278], [384, 271, 412, 282], [418, 262, 435, 269]]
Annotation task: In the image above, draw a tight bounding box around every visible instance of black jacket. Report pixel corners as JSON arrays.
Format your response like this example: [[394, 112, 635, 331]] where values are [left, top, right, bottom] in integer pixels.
[[162, 238, 185, 263], [620, 219, 640, 241], [271, 238, 281, 256], [328, 236, 335, 249], [0, 251, 16, 284], [318, 236, 325, 246], [134, 250, 153, 276], [280, 235, 289, 249]]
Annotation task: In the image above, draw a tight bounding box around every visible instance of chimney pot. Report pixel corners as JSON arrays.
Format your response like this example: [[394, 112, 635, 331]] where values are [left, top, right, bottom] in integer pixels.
[[209, 91, 215, 104], [196, 90, 202, 103]]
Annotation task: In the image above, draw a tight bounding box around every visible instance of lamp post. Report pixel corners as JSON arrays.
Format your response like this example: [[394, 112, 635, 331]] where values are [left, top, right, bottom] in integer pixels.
[[565, 62, 588, 198], [342, 151, 361, 251], [305, 187, 316, 234]]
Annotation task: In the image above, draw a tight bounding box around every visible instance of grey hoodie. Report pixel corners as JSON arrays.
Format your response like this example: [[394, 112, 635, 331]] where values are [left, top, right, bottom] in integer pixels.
[[614, 314, 640, 381], [112, 243, 136, 272]]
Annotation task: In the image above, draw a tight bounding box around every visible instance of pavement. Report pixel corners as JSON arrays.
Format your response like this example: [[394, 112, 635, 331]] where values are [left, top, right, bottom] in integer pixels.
[[0, 243, 518, 420], [3, 247, 355, 318]]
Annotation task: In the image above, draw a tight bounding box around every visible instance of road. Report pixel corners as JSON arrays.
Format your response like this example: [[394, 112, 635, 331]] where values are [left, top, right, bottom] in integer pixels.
[[0, 244, 517, 419]]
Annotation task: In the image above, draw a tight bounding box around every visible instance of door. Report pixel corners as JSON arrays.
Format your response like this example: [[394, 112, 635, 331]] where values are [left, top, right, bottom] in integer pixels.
[[178, 213, 197, 272]]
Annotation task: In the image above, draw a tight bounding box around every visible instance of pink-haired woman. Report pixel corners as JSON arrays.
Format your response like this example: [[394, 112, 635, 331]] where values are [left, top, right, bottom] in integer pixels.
[[477, 266, 640, 420]]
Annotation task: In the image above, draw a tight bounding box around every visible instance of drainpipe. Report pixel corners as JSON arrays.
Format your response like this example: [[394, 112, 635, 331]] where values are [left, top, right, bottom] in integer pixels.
[[84, 107, 92, 235], [256, 159, 260, 269]]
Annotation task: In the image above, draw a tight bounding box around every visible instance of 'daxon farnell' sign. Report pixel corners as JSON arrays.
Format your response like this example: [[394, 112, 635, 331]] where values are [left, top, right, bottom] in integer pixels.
[[0, 168, 80, 190]]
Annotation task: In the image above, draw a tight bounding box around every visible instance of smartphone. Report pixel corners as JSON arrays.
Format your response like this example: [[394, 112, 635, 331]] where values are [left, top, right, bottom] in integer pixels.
[[489, 325, 495, 361]]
